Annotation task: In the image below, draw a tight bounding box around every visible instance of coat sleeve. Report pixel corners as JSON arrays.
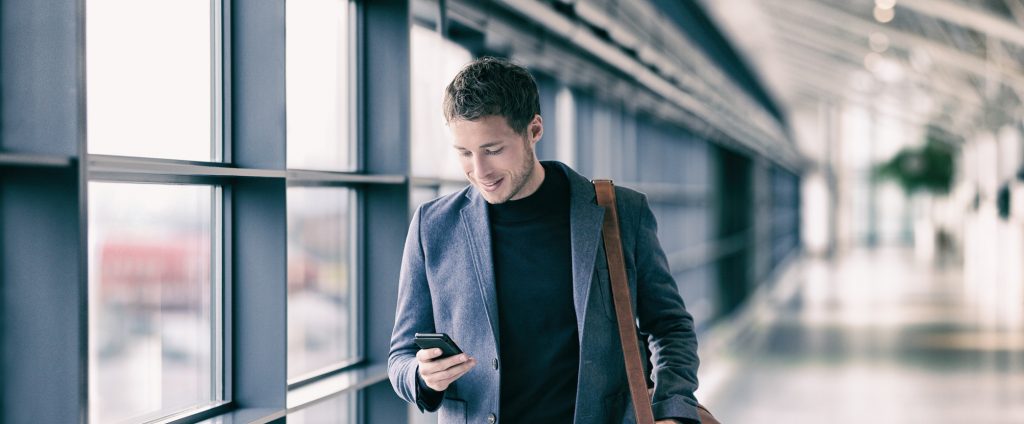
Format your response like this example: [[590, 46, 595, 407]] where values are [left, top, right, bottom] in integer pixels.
[[633, 194, 702, 423], [388, 205, 444, 412]]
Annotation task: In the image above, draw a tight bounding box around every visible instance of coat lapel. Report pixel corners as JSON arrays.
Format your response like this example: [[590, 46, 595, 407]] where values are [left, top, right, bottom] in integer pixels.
[[459, 190, 501, 348], [457, 162, 605, 348], [557, 163, 606, 339]]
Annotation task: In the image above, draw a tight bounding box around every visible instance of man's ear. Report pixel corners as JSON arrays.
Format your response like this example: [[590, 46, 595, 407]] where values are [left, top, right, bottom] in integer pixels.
[[529, 114, 544, 144]]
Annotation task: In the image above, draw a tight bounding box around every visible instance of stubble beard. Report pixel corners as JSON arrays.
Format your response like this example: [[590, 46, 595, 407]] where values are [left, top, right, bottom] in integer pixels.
[[488, 140, 536, 205]]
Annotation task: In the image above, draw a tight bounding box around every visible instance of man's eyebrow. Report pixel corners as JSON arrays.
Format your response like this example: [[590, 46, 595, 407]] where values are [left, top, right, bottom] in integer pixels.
[[453, 141, 503, 150]]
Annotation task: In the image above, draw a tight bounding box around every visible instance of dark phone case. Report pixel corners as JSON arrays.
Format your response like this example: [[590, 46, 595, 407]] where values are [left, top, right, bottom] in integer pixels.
[[414, 333, 463, 358]]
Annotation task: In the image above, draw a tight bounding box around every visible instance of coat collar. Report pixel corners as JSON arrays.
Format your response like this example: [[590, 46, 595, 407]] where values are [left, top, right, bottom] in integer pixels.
[[460, 161, 606, 344]]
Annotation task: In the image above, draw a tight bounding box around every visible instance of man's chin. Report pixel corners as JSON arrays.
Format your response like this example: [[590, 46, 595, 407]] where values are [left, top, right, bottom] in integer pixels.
[[477, 188, 509, 204], [481, 193, 507, 204]]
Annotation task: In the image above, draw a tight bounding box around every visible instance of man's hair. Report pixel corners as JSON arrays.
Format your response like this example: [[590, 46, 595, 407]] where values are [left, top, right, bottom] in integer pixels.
[[443, 57, 540, 135]]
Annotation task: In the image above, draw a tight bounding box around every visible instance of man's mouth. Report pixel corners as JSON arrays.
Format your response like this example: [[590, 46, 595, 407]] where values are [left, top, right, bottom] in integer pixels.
[[480, 178, 504, 192]]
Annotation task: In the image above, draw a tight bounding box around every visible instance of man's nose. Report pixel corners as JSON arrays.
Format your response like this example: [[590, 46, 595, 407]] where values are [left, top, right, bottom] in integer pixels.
[[473, 154, 492, 177]]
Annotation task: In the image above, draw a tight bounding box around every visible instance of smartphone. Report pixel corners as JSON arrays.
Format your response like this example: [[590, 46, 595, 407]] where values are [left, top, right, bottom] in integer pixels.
[[414, 332, 463, 359]]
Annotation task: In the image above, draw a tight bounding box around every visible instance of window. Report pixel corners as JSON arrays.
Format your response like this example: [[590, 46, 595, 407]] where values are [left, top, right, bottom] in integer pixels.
[[87, 182, 223, 423], [86, 0, 222, 161], [85, 1, 226, 421], [287, 187, 358, 380], [8, 0, 416, 422], [554, 86, 577, 167], [287, 0, 355, 171], [409, 24, 472, 180], [286, 0, 361, 384]]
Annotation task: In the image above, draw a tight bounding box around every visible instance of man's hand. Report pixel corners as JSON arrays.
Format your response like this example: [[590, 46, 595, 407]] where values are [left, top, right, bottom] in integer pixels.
[[416, 348, 477, 392]]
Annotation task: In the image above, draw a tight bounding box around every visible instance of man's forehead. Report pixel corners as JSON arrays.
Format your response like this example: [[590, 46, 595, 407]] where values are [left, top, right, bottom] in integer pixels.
[[449, 116, 519, 149]]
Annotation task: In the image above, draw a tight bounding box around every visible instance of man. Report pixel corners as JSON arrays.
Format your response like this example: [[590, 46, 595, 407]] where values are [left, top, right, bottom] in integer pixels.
[[389, 57, 702, 424]]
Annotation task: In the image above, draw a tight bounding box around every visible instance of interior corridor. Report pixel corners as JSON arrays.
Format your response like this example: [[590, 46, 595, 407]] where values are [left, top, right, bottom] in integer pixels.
[[700, 247, 1024, 424]]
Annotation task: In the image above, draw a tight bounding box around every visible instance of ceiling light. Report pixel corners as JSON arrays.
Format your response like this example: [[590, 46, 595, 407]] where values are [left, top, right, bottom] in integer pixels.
[[874, 6, 895, 23], [875, 0, 896, 10]]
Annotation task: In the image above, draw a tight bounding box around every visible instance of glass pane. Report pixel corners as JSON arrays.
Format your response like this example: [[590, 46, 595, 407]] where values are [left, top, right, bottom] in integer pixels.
[[288, 187, 356, 378], [288, 393, 355, 424], [88, 183, 218, 423], [287, 0, 353, 171], [86, 0, 217, 161], [410, 24, 473, 179]]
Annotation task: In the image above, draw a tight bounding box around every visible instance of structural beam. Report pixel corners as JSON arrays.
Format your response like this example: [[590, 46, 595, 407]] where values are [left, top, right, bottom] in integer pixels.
[[1006, 0, 1024, 26], [897, 0, 1024, 47], [769, 16, 987, 109], [764, 0, 1024, 93]]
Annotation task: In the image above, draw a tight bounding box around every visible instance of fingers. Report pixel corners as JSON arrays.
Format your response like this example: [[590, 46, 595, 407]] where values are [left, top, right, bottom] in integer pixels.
[[419, 352, 471, 375], [431, 357, 476, 389], [416, 348, 443, 362], [416, 350, 477, 391], [425, 356, 475, 381]]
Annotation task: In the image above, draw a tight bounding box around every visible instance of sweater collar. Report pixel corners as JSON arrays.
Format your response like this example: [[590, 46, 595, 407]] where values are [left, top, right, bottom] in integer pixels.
[[486, 161, 569, 223]]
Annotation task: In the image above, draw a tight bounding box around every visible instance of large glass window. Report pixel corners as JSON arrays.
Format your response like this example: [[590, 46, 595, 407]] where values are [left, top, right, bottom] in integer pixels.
[[287, 187, 358, 380], [86, 0, 221, 161], [88, 182, 222, 423], [409, 24, 472, 179], [287, 0, 354, 171]]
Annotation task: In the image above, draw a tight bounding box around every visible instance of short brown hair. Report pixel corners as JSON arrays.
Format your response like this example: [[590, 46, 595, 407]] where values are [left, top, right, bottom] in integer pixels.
[[442, 57, 540, 135]]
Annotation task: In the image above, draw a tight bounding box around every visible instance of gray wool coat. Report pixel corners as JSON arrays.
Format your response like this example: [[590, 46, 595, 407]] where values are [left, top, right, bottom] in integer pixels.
[[388, 161, 701, 424]]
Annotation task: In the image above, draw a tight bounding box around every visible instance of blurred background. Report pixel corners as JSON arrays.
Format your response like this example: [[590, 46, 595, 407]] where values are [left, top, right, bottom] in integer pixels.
[[1, 0, 1023, 423]]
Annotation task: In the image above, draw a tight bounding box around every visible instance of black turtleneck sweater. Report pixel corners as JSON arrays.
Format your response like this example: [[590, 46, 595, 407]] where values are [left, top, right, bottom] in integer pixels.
[[487, 161, 578, 423]]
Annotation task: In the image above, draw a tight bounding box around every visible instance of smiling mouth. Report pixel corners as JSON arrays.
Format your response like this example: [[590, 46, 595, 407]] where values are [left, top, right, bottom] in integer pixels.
[[479, 178, 504, 192]]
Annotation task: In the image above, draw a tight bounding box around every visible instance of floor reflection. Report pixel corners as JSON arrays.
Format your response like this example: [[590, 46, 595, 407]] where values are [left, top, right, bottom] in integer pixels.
[[701, 247, 1024, 424]]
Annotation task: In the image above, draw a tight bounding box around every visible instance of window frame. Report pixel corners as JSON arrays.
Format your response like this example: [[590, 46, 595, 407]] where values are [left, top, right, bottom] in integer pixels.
[[284, 0, 368, 389], [82, 0, 231, 421], [3, 0, 417, 422]]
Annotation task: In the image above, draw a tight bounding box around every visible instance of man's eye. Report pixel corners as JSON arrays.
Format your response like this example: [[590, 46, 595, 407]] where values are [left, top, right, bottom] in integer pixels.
[[485, 148, 504, 155]]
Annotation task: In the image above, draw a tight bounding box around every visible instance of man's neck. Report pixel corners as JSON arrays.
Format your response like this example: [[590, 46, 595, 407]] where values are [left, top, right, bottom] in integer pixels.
[[509, 161, 546, 201]]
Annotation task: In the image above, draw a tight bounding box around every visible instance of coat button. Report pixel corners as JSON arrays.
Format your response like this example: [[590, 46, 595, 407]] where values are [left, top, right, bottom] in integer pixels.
[[492, 358, 499, 370], [487, 413, 497, 424]]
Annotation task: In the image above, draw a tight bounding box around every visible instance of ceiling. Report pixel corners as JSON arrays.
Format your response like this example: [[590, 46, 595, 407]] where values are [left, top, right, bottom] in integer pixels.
[[702, 0, 1024, 143]]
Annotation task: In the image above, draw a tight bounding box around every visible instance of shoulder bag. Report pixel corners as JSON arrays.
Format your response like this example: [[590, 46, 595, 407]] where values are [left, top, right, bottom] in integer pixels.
[[594, 180, 721, 424]]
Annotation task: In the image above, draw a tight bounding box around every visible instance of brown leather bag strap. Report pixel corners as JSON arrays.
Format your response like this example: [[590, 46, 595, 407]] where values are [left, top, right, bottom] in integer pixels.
[[594, 180, 657, 424]]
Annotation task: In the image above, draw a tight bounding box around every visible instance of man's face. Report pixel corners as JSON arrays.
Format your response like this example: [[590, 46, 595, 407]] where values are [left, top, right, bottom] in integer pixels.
[[450, 115, 543, 204]]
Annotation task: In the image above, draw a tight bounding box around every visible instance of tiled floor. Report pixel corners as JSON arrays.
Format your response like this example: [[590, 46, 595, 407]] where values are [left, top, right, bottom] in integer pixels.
[[698, 248, 1024, 424]]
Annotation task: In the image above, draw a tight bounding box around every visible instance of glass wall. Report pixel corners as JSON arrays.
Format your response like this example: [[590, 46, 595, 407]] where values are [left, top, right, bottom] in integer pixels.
[[86, 0, 221, 161], [88, 183, 221, 423], [409, 24, 472, 181], [772, 167, 801, 267], [287, 187, 358, 380], [408, 22, 474, 209], [83, 0, 367, 421], [287, 0, 355, 171], [85, 0, 226, 422], [285, 0, 361, 385], [635, 119, 717, 327]]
